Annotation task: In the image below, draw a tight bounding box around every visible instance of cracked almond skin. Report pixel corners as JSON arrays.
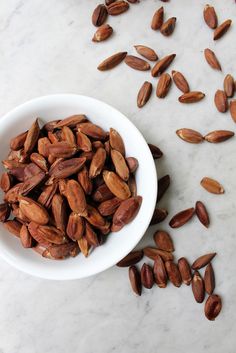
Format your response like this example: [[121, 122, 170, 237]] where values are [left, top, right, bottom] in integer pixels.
[[205, 294, 222, 321], [178, 257, 192, 286], [195, 201, 210, 228], [179, 91, 205, 103], [24, 119, 40, 153], [97, 52, 127, 71], [66, 180, 87, 216], [176, 128, 204, 144], [124, 55, 150, 71], [141, 263, 154, 289], [224, 74, 235, 97], [92, 4, 108, 26], [192, 271, 205, 303], [92, 24, 113, 42], [169, 207, 195, 228], [156, 73, 172, 98], [129, 265, 142, 296], [192, 253, 216, 270], [137, 81, 152, 108], [172, 70, 190, 93], [214, 90, 228, 113], [111, 196, 142, 232], [153, 230, 174, 252], [214, 19, 232, 40], [204, 48, 221, 71], [150, 208, 168, 225], [151, 54, 176, 77], [19, 196, 49, 225], [144, 247, 173, 262], [111, 149, 129, 181], [200, 177, 224, 194], [134, 45, 158, 61], [230, 100, 236, 123], [165, 261, 182, 287], [109, 128, 125, 156], [204, 130, 234, 143], [103, 171, 131, 200], [203, 4, 218, 29], [204, 263, 215, 295], [151, 6, 164, 30], [107, 0, 129, 15], [89, 147, 106, 179], [116, 250, 143, 267], [153, 255, 167, 288], [160, 17, 176, 36], [157, 175, 170, 202]]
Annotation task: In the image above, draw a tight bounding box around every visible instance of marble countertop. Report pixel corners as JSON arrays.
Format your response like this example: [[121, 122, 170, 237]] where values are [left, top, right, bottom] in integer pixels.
[[0, 0, 236, 352]]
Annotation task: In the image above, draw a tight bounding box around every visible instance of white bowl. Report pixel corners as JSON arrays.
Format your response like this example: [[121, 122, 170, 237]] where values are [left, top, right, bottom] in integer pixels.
[[0, 94, 157, 280]]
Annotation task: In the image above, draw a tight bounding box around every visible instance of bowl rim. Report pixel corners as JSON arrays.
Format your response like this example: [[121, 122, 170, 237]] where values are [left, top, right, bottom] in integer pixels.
[[0, 94, 157, 280]]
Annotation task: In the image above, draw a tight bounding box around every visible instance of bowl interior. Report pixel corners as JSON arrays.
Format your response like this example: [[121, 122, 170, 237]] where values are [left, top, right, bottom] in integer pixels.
[[0, 94, 157, 280]]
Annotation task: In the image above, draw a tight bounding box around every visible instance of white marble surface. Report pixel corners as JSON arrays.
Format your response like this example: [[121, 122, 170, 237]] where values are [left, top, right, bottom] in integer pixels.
[[0, 0, 236, 352]]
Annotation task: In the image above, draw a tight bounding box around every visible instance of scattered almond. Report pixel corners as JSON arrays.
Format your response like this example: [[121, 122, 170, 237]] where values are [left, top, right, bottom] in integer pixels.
[[176, 128, 204, 144], [214, 19, 232, 40], [203, 4, 218, 29], [179, 91, 205, 103], [204, 48, 221, 71], [160, 17, 176, 36], [204, 130, 234, 143], [169, 207, 195, 228], [134, 45, 158, 61], [224, 74, 235, 98], [200, 177, 224, 194], [156, 73, 172, 98], [195, 201, 210, 228], [172, 70, 190, 93], [151, 6, 164, 30], [124, 55, 150, 71]]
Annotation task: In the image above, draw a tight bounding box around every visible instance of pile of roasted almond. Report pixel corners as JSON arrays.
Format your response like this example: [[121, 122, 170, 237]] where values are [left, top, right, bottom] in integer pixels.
[[0, 115, 144, 259]]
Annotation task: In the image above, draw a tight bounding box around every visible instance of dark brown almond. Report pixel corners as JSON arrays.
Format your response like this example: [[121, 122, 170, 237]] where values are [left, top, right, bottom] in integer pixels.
[[204, 263, 215, 295], [98, 52, 127, 71], [89, 148, 106, 179], [151, 54, 176, 77], [107, 1, 129, 15], [200, 177, 224, 194], [204, 130, 234, 143], [66, 180, 87, 216], [192, 253, 216, 270], [165, 261, 182, 287], [134, 45, 158, 61], [203, 4, 218, 29], [179, 91, 205, 103], [0, 172, 13, 192], [151, 6, 164, 30], [66, 212, 84, 241], [195, 201, 210, 228], [105, 0, 116, 4], [38, 137, 51, 158], [124, 55, 150, 71], [141, 263, 154, 289], [148, 143, 163, 159], [92, 4, 108, 26], [153, 255, 168, 288], [128, 175, 137, 197], [43, 120, 60, 131], [92, 183, 114, 202], [126, 157, 139, 173], [156, 73, 172, 98], [78, 237, 90, 257], [204, 48, 221, 70], [214, 19, 232, 40], [3, 220, 22, 237], [176, 128, 203, 144], [157, 175, 170, 202], [98, 197, 122, 216], [111, 149, 129, 181], [0, 203, 11, 222], [172, 70, 190, 93], [143, 247, 173, 262], [229, 100, 236, 123], [137, 81, 152, 108], [49, 157, 86, 179], [178, 257, 192, 285], [47, 243, 78, 259], [111, 196, 142, 232], [19, 196, 49, 225], [169, 207, 195, 228], [109, 128, 125, 156], [160, 17, 176, 36], [10, 131, 28, 151], [20, 224, 33, 248], [153, 230, 174, 252], [77, 166, 93, 195], [116, 250, 143, 267], [77, 123, 107, 140], [224, 74, 235, 97], [205, 294, 222, 320], [92, 24, 113, 42], [24, 119, 40, 153], [52, 194, 67, 232], [85, 222, 100, 247], [30, 153, 48, 172], [192, 271, 205, 303], [129, 265, 142, 296], [103, 171, 131, 200], [55, 115, 87, 129], [150, 208, 168, 225]]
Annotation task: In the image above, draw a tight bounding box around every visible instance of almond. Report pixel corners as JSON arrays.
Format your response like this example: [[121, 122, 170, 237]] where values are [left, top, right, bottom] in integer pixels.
[[151, 54, 176, 77], [204, 263, 215, 295], [78, 237, 90, 257], [111, 196, 142, 232], [38, 182, 58, 209], [66, 212, 84, 241], [19, 196, 49, 225], [157, 174, 170, 202], [0, 172, 13, 192], [129, 265, 142, 296], [37, 225, 67, 245], [172, 70, 190, 93], [192, 271, 205, 303], [52, 194, 67, 232], [109, 128, 125, 156], [192, 253, 216, 270], [160, 17, 176, 36], [179, 91, 205, 103], [103, 170, 131, 200], [148, 143, 163, 159], [24, 119, 40, 153], [205, 294, 222, 320], [76, 131, 92, 152], [195, 201, 210, 228], [224, 74, 235, 97], [204, 48, 221, 71], [214, 19, 232, 40], [178, 257, 192, 285], [98, 197, 122, 216], [85, 222, 100, 247], [111, 149, 129, 181], [3, 220, 22, 237], [97, 52, 127, 71], [89, 147, 106, 179], [30, 153, 48, 172], [92, 24, 113, 42], [107, 1, 129, 15], [126, 157, 139, 173], [0, 203, 11, 222], [92, 183, 114, 202], [150, 208, 168, 225], [165, 261, 182, 287], [151, 6, 164, 30], [204, 130, 234, 143], [48, 141, 77, 158], [124, 55, 150, 71], [43, 120, 60, 131], [169, 207, 195, 228], [141, 263, 154, 289], [61, 126, 76, 146], [49, 157, 86, 179], [84, 205, 106, 229], [38, 137, 51, 158], [153, 255, 168, 288], [153, 230, 174, 252], [47, 243, 78, 259], [77, 166, 93, 195], [137, 81, 153, 108], [143, 247, 173, 262], [92, 4, 108, 26], [66, 179, 87, 216], [200, 177, 224, 194], [203, 4, 218, 29], [20, 224, 33, 248], [10, 131, 28, 151], [116, 250, 143, 267], [77, 122, 107, 140], [134, 45, 158, 61], [55, 115, 87, 129], [28, 222, 51, 247], [214, 90, 228, 113], [176, 128, 204, 144], [156, 73, 172, 98], [229, 100, 236, 123], [128, 175, 137, 197]]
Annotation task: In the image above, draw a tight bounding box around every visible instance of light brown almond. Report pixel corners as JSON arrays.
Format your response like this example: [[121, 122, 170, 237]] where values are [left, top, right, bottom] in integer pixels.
[[92, 24, 113, 42], [77, 166, 93, 195], [52, 194, 67, 232], [224, 74, 235, 97], [134, 45, 158, 61], [66, 212, 84, 241], [137, 81, 152, 108], [157, 174, 170, 202], [92, 4, 108, 26], [38, 137, 51, 158], [61, 126, 76, 146], [141, 263, 154, 289], [214, 90, 228, 113], [151, 6, 164, 30], [156, 73, 172, 98], [109, 128, 125, 156], [195, 201, 210, 228], [37, 225, 67, 245], [205, 294, 222, 321], [19, 196, 49, 225], [111, 149, 129, 181], [192, 253, 216, 270], [151, 54, 176, 77], [165, 261, 182, 287], [150, 208, 168, 225], [169, 207, 195, 228], [30, 153, 48, 172], [124, 55, 150, 71], [204, 48, 221, 70], [111, 196, 142, 232], [78, 237, 90, 257], [204, 263, 215, 295], [200, 177, 224, 194], [98, 197, 122, 216], [3, 220, 22, 237], [203, 4, 218, 29], [179, 91, 205, 103], [76, 131, 92, 152], [153, 255, 168, 288], [178, 257, 192, 285], [48, 142, 77, 158], [214, 19, 232, 40], [176, 128, 204, 144], [89, 148, 106, 179], [172, 70, 190, 93], [20, 224, 33, 248], [24, 119, 40, 153], [204, 130, 234, 143], [229, 100, 236, 123], [116, 250, 143, 267], [107, 1, 129, 15], [143, 247, 173, 262], [97, 52, 127, 71], [129, 265, 142, 296], [153, 230, 174, 252], [103, 170, 131, 200], [192, 271, 205, 303], [66, 179, 87, 216], [160, 17, 176, 36]]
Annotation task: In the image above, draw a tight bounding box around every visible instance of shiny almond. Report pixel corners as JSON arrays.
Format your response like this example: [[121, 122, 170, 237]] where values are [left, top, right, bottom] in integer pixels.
[[151, 6, 164, 30], [203, 4, 218, 29], [200, 177, 224, 194], [204, 130, 234, 143], [176, 128, 204, 144], [204, 48, 221, 71], [195, 201, 210, 228], [169, 207, 195, 228], [192, 253, 216, 270], [151, 54, 176, 77], [156, 73, 172, 98], [124, 55, 150, 71], [160, 17, 176, 36], [137, 81, 152, 108], [134, 45, 158, 61], [214, 19, 232, 40], [97, 52, 127, 71], [179, 91, 205, 103], [111, 149, 129, 181], [103, 170, 131, 200], [153, 230, 174, 252], [172, 70, 190, 93]]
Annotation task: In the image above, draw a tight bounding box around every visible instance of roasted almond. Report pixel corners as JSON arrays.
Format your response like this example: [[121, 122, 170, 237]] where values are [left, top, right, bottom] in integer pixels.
[[148, 143, 163, 159], [20, 224, 33, 248], [92, 183, 114, 202], [214, 90, 228, 113], [165, 261, 182, 287], [129, 265, 142, 296], [134, 45, 158, 61], [200, 177, 224, 194], [178, 257, 192, 286], [30, 153, 48, 172], [10, 131, 28, 151], [179, 91, 205, 103], [28, 222, 51, 247], [48, 142, 77, 159], [49, 157, 86, 179], [77, 166, 93, 195], [111, 149, 129, 181], [172, 70, 190, 93], [37, 225, 67, 245], [109, 128, 125, 156], [76, 131, 92, 152], [116, 250, 143, 267], [214, 19, 232, 40], [77, 122, 107, 140], [143, 247, 173, 262], [153, 255, 168, 288], [204, 130, 234, 143], [3, 220, 22, 237], [141, 263, 154, 289], [38, 182, 58, 209], [156, 73, 172, 98], [195, 201, 210, 228], [89, 147, 106, 179], [85, 222, 100, 247], [98, 197, 122, 216], [0, 203, 11, 222], [192, 253, 216, 270], [52, 194, 67, 232], [224, 74, 235, 97], [192, 271, 205, 303], [151, 54, 176, 77], [205, 294, 222, 320], [157, 174, 170, 202], [126, 157, 139, 173], [66, 179, 87, 216], [151, 6, 164, 30], [47, 243, 78, 259], [229, 100, 236, 123], [55, 115, 87, 129], [204, 263, 215, 295], [150, 208, 168, 225], [137, 81, 152, 108], [38, 137, 51, 158], [204, 48, 221, 71], [169, 207, 195, 228], [103, 170, 131, 200], [92, 24, 113, 42], [124, 55, 150, 71], [107, 1, 129, 15], [19, 196, 49, 225], [97, 52, 127, 71], [128, 175, 137, 197], [160, 17, 176, 36], [203, 4, 218, 29], [92, 4, 108, 26], [24, 119, 40, 153], [0, 172, 13, 192], [78, 237, 90, 257], [111, 196, 142, 232], [43, 120, 60, 131], [176, 128, 204, 144], [84, 205, 106, 230], [153, 230, 174, 252], [66, 212, 84, 241]]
